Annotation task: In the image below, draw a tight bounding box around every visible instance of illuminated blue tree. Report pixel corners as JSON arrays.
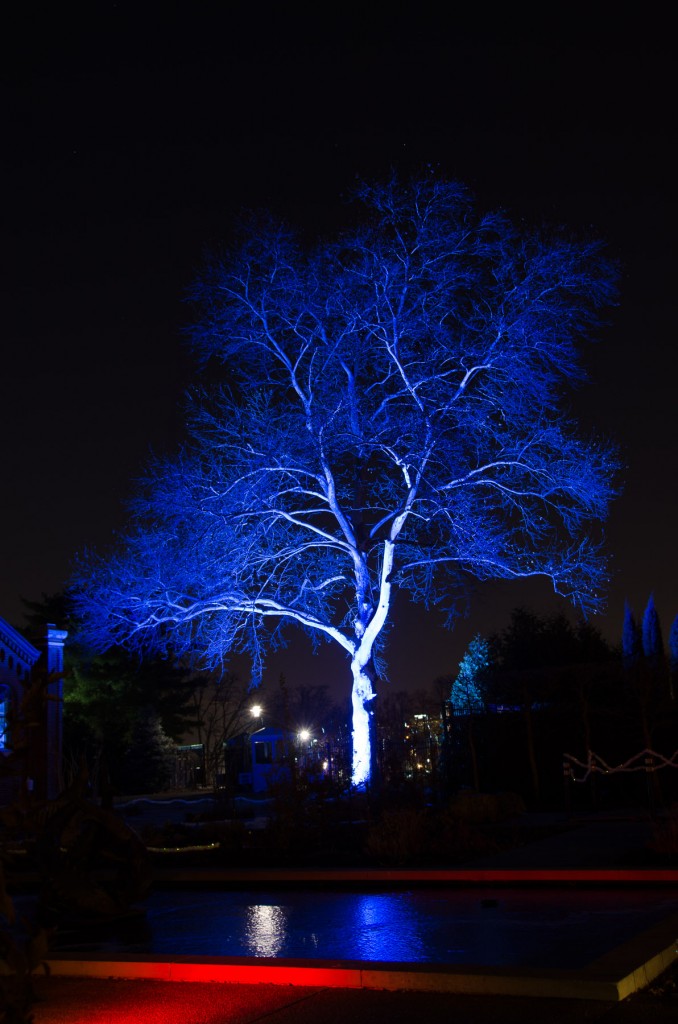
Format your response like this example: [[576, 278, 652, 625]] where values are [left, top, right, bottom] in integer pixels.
[[72, 176, 619, 789], [624, 596, 670, 755], [670, 615, 678, 670], [450, 635, 489, 714], [449, 633, 490, 792], [669, 614, 678, 701]]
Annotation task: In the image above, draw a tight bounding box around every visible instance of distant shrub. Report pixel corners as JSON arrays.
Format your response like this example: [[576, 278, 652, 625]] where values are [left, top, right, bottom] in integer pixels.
[[447, 790, 526, 823], [648, 811, 678, 859], [365, 802, 510, 866], [365, 808, 428, 866], [431, 810, 501, 862]]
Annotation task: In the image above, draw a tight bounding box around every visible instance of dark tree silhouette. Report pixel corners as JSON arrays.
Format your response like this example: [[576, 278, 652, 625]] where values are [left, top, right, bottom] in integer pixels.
[[21, 592, 197, 794], [449, 634, 490, 792], [623, 597, 671, 775], [642, 594, 665, 668], [622, 600, 642, 670], [488, 608, 615, 802], [669, 614, 678, 700], [72, 175, 619, 787]]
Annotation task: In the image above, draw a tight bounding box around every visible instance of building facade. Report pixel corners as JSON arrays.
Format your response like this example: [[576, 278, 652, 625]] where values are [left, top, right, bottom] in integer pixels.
[[0, 615, 67, 804]]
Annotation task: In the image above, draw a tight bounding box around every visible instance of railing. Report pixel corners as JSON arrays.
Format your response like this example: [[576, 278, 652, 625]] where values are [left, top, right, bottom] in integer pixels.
[[563, 748, 678, 783]]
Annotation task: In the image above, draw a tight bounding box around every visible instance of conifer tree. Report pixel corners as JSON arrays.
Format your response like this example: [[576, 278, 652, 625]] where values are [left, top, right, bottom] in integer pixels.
[[642, 593, 665, 668], [669, 614, 678, 700], [450, 635, 489, 714], [622, 601, 641, 670]]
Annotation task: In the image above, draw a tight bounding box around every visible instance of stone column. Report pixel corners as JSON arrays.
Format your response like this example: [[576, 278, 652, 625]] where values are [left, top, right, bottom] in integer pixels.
[[30, 624, 68, 800]]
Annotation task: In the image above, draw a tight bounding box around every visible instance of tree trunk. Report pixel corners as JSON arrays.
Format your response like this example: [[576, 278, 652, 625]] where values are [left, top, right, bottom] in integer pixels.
[[351, 659, 376, 789]]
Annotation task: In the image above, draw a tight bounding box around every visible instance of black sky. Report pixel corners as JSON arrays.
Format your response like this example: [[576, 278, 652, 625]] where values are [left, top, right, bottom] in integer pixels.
[[2, 3, 677, 694]]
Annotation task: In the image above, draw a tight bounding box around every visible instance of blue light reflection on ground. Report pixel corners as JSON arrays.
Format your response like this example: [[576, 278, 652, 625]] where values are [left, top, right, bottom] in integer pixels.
[[47, 888, 678, 970]]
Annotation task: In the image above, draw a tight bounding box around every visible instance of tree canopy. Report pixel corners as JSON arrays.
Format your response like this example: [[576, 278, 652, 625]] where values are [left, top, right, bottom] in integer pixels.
[[72, 175, 620, 787]]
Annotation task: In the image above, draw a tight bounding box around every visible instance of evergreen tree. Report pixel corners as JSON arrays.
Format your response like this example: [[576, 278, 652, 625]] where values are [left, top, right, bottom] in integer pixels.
[[21, 592, 197, 793], [489, 607, 614, 802], [670, 615, 678, 668], [449, 633, 490, 793], [669, 614, 678, 699], [642, 594, 665, 668], [119, 708, 176, 796], [624, 596, 671, 762], [622, 601, 641, 670], [450, 635, 489, 713]]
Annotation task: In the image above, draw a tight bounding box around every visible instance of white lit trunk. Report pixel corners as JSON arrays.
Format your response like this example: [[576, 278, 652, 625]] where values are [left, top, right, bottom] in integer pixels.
[[350, 658, 376, 789], [349, 536, 401, 788]]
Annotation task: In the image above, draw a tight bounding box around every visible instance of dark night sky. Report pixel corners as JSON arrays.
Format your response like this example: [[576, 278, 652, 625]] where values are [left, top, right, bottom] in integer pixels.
[[2, 4, 677, 696]]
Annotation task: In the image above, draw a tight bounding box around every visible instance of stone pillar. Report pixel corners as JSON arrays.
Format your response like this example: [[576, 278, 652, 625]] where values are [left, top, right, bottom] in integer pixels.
[[30, 624, 68, 800]]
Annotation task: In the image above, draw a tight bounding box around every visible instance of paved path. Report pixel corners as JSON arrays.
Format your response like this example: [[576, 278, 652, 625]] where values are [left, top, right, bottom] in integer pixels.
[[28, 975, 678, 1024]]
